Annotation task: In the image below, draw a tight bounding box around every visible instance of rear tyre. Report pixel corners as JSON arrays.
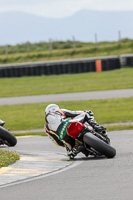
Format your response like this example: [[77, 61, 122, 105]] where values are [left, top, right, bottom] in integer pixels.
[[83, 132, 116, 158], [0, 126, 17, 146]]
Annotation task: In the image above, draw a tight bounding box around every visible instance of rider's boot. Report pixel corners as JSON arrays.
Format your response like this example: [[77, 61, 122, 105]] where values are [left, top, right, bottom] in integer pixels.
[[67, 144, 89, 159], [88, 121, 110, 144], [87, 119, 107, 136], [87, 118, 111, 143], [92, 123, 106, 135], [84, 112, 107, 136]]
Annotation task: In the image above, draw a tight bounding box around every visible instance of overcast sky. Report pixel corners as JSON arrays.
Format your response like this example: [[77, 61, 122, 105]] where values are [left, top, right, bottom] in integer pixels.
[[0, 0, 133, 18]]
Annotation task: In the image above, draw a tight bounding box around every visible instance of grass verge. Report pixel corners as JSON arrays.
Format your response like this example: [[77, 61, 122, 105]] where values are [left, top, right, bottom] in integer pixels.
[[0, 97, 133, 132], [13, 132, 45, 137], [0, 68, 133, 97], [12, 125, 133, 137], [0, 39, 133, 64], [107, 125, 133, 132], [0, 150, 20, 168]]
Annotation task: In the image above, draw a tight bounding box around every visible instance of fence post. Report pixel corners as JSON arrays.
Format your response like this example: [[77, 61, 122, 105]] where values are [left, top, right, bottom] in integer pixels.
[[5, 45, 8, 59], [27, 42, 30, 55], [49, 38, 52, 54], [95, 33, 98, 49], [118, 31, 121, 47], [72, 36, 76, 49]]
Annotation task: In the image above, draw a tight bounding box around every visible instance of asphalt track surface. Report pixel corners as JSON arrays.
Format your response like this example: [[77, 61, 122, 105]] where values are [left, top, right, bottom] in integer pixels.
[[0, 130, 133, 200], [0, 88, 133, 105], [0, 89, 133, 199]]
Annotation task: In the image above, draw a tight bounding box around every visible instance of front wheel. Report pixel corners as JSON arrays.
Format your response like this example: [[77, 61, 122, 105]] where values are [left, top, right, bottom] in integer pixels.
[[0, 126, 17, 146], [83, 132, 116, 158]]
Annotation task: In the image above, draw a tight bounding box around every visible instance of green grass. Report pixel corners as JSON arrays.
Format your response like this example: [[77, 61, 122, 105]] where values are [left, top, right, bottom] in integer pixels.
[[0, 97, 133, 132], [13, 125, 133, 136], [13, 132, 46, 137], [0, 150, 20, 168], [106, 125, 133, 132], [0, 68, 133, 97]]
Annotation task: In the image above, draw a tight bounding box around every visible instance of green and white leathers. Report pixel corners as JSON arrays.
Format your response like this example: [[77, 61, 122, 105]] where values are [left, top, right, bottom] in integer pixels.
[[46, 112, 70, 140], [59, 120, 70, 140], [45, 106, 84, 146]]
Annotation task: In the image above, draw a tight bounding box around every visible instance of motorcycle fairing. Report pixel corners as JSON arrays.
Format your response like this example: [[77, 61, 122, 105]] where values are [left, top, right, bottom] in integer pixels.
[[67, 121, 84, 139]]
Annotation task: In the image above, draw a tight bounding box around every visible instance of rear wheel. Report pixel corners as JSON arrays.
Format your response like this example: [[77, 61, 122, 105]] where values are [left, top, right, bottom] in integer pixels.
[[83, 132, 116, 158], [0, 126, 17, 146]]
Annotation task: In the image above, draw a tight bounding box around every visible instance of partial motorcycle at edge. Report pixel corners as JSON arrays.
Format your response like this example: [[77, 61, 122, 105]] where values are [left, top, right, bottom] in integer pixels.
[[0, 119, 17, 147]]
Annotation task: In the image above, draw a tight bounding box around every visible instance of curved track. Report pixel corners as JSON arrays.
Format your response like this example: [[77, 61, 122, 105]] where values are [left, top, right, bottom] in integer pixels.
[[0, 89, 133, 105], [0, 130, 133, 200], [0, 89, 133, 199]]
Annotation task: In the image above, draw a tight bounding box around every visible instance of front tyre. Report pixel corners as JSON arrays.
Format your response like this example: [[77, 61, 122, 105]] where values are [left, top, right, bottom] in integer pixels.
[[83, 132, 116, 158], [0, 126, 17, 146]]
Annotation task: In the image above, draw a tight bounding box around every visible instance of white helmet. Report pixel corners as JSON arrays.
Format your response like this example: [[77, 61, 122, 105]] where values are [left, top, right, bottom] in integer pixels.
[[45, 104, 59, 115]]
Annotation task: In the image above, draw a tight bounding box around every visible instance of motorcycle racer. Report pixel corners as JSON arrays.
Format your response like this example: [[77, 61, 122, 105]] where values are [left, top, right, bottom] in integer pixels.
[[44, 104, 107, 158]]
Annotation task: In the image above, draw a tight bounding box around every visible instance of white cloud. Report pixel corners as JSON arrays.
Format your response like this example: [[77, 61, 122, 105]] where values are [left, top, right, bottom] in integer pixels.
[[0, 0, 133, 18]]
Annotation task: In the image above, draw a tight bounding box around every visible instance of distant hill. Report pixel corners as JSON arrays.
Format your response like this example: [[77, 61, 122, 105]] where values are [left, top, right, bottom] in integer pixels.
[[0, 10, 133, 45]]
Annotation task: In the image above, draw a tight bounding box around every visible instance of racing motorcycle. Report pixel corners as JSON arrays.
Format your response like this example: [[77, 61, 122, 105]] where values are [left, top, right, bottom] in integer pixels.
[[0, 119, 17, 146], [66, 121, 116, 159]]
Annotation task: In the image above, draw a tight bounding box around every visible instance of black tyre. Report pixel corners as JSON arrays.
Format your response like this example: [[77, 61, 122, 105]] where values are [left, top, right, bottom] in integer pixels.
[[83, 132, 116, 158], [0, 126, 17, 146]]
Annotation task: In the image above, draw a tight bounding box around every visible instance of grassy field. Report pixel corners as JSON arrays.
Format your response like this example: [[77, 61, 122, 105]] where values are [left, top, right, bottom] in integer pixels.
[[0, 68, 133, 97], [0, 97, 133, 132], [0, 67, 133, 133], [0, 39, 133, 64]]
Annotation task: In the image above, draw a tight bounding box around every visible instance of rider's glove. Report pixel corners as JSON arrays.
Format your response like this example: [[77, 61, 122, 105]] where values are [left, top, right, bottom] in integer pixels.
[[84, 110, 94, 116]]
